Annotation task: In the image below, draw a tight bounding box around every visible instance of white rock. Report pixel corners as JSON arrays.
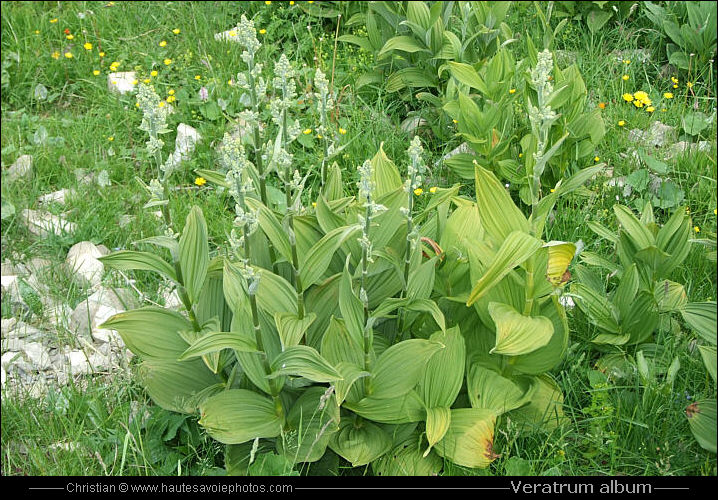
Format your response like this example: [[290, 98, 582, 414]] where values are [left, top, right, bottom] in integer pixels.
[[66, 241, 104, 288], [69, 287, 138, 339], [665, 140, 712, 159], [49, 442, 80, 451], [118, 215, 135, 228], [21, 342, 52, 371], [108, 71, 137, 95], [0, 275, 22, 302], [2, 320, 44, 342], [435, 142, 471, 166], [1, 351, 20, 370], [38, 188, 74, 205], [67, 350, 91, 376], [163, 123, 202, 171], [6, 155, 33, 182], [1, 318, 18, 336], [22, 209, 76, 237], [88, 352, 111, 371]]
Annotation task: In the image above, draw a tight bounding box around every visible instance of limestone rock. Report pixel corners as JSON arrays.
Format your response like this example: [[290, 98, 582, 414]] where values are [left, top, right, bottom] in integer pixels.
[[66, 241, 104, 288], [0, 275, 22, 303], [69, 287, 138, 339], [22, 209, 76, 237], [38, 189, 75, 205], [6, 155, 33, 182]]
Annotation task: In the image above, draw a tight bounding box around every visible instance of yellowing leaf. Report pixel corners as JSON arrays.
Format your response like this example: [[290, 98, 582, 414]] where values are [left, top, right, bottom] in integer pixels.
[[434, 408, 497, 468], [544, 241, 576, 286]]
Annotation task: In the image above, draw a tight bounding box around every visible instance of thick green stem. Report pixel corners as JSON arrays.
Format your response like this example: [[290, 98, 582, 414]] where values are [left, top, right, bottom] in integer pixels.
[[523, 257, 536, 316]]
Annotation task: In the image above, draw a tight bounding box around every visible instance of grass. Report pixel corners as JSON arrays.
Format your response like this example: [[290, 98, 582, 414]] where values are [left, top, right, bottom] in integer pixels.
[[1, 1, 716, 476]]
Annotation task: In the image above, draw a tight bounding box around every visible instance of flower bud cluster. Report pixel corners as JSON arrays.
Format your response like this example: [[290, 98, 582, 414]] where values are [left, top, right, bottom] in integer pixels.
[[137, 83, 169, 157]]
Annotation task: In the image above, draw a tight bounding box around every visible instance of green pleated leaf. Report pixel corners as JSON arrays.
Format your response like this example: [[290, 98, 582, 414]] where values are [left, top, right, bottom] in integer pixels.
[[511, 300, 569, 375], [467, 231, 542, 306], [509, 375, 565, 431], [300, 224, 361, 291], [614, 204, 655, 250], [370, 339, 444, 399], [406, 299, 446, 333], [407, 258, 436, 301], [328, 417, 392, 467], [333, 362, 370, 405], [140, 359, 223, 414], [571, 283, 620, 334], [323, 162, 344, 201], [274, 312, 316, 349], [373, 436, 443, 476], [654, 280, 688, 313], [377, 35, 429, 58], [339, 264, 365, 346], [178, 331, 257, 361], [245, 198, 292, 263], [279, 387, 340, 463], [417, 327, 465, 408], [235, 351, 272, 395], [99, 250, 176, 281], [468, 364, 534, 414], [344, 391, 426, 424], [446, 61, 488, 93], [179, 206, 209, 304], [269, 345, 342, 383], [424, 406, 451, 456], [100, 306, 191, 360], [256, 268, 298, 315], [488, 302, 554, 356], [686, 399, 717, 454], [682, 302, 717, 345], [474, 163, 529, 244], [199, 389, 283, 444], [434, 409, 497, 469], [698, 346, 717, 383], [370, 143, 403, 198], [613, 264, 639, 319]]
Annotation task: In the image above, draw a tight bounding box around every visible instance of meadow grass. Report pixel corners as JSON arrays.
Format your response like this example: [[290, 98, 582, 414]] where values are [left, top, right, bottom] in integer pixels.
[[1, 1, 715, 476]]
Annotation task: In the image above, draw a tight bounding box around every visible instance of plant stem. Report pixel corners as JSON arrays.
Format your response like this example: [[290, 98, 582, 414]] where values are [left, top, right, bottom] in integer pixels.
[[361, 198, 373, 394]]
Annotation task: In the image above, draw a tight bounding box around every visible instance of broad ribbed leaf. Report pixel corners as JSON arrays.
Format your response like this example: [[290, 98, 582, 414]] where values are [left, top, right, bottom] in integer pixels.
[[698, 346, 717, 383], [274, 312, 316, 348], [199, 389, 283, 444], [178, 331, 257, 361], [344, 391, 426, 424], [407, 258, 436, 300], [613, 264, 639, 319], [256, 268, 297, 315], [425, 407, 451, 456], [280, 387, 340, 463], [417, 327, 465, 408], [544, 241, 576, 286], [99, 251, 176, 281], [467, 231, 541, 306], [370, 143, 402, 198], [654, 280, 688, 312], [179, 206, 209, 304], [373, 437, 443, 476], [100, 307, 191, 360], [571, 283, 620, 334], [446, 62, 488, 93], [300, 225, 361, 290], [329, 417, 392, 467], [245, 198, 292, 263], [488, 302, 554, 356], [339, 264, 365, 345], [686, 399, 717, 453], [468, 364, 534, 414], [682, 302, 717, 345], [334, 362, 370, 405], [474, 163, 529, 243], [140, 359, 222, 414], [370, 339, 444, 399], [614, 204, 655, 250], [434, 409, 497, 469], [377, 35, 429, 58], [509, 375, 565, 430], [269, 345, 342, 383]]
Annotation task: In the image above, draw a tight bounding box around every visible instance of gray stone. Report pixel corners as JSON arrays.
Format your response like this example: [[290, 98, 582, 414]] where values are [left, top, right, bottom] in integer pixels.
[[2, 320, 45, 342], [38, 189, 75, 205], [66, 350, 91, 376], [0, 275, 22, 303], [6, 155, 33, 182], [20, 341, 52, 371], [108, 71, 137, 95], [69, 287, 138, 339], [66, 241, 104, 288], [22, 209, 76, 237], [629, 121, 677, 149], [665, 140, 712, 159]]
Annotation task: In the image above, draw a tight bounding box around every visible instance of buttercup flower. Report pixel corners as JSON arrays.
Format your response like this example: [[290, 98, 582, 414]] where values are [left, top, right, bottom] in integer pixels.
[[664, 92, 673, 99], [66, 34, 74, 40], [414, 188, 423, 196], [646, 106, 655, 113], [694, 226, 700, 233], [671, 77, 678, 84], [64, 52, 73, 58], [51, 51, 60, 59], [594, 156, 600, 162], [159, 40, 167, 47], [303, 128, 312, 134], [339, 128, 347, 135], [50, 18, 58, 23], [509, 88, 516, 94], [622, 75, 629, 81], [618, 120, 625, 127], [93, 69, 100, 75], [429, 186, 438, 194], [195, 177, 207, 186], [84, 42, 92, 50], [622, 93, 634, 102], [195, 75, 201, 80], [163, 58, 172, 65], [259, 29, 267, 34], [172, 28, 180, 34], [99, 51, 105, 57], [150, 70, 158, 77]]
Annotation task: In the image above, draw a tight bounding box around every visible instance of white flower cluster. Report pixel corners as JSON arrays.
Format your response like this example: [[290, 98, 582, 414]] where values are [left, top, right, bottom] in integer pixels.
[[405, 135, 426, 193], [220, 133, 258, 237], [527, 50, 559, 175], [270, 54, 298, 131], [137, 83, 169, 157], [143, 178, 167, 208], [235, 15, 261, 58], [314, 68, 333, 118]]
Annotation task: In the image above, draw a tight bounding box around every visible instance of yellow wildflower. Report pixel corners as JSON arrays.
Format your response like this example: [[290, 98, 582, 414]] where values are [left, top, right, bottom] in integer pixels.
[[623, 59, 631, 64], [519, 153, 523, 158], [158, 101, 166, 108], [633, 91, 650, 105], [694, 226, 700, 233], [664, 92, 673, 99], [265, 1, 271, 4], [66, 34, 74, 40], [51, 51, 60, 59], [159, 40, 167, 47], [64, 52, 73, 59], [173, 28, 181, 34], [168, 89, 175, 95], [414, 188, 423, 196], [151, 70, 158, 77], [339, 128, 347, 134], [312, 202, 317, 207], [259, 29, 267, 34], [618, 120, 625, 127], [93, 70, 100, 75], [687, 81, 693, 88], [622, 74, 629, 81], [99, 52, 105, 57], [673, 84, 678, 89], [290, 0, 295, 4], [622, 93, 634, 102], [303, 128, 312, 134], [195, 75, 201, 80], [167, 95, 176, 103], [50, 18, 58, 23], [84, 42, 92, 50], [429, 186, 438, 194], [594, 156, 600, 162], [671, 76, 678, 84], [143, 78, 150, 83], [194, 177, 207, 186], [132, 79, 138, 85], [633, 100, 644, 108], [550, 188, 556, 193], [509, 88, 516, 94], [646, 106, 655, 113], [107, 136, 114, 142], [452, 119, 458, 124], [163, 58, 172, 65]]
